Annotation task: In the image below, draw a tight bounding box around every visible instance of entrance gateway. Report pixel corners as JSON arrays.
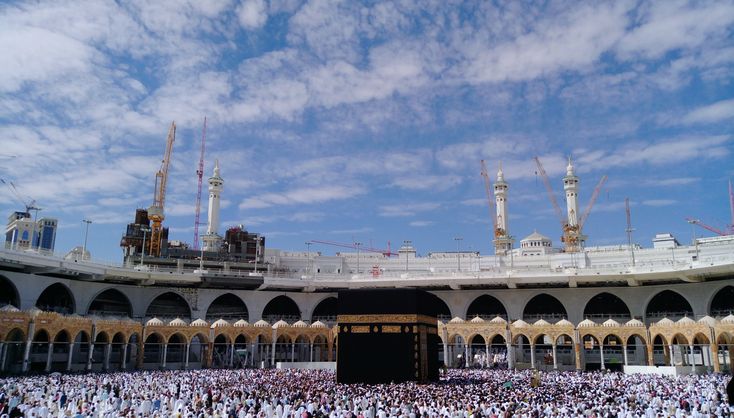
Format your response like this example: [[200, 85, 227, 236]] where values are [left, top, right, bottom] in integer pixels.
[[336, 289, 441, 384]]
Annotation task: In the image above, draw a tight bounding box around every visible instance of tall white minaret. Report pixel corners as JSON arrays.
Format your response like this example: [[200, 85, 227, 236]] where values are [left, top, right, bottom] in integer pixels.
[[493, 163, 514, 254], [203, 160, 223, 251], [563, 157, 579, 228]]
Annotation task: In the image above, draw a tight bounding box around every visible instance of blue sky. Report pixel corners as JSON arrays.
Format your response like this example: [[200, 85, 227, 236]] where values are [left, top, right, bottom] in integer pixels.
[[1, 0, 733, 262]]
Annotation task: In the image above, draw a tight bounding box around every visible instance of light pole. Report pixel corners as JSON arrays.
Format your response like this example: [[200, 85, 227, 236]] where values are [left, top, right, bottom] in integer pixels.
[[139, 226, 151, 268], [454, 237, 463, 272], [82, 219, 92, 260], [688, 219, 700, 260], [403, 240, 411, 271], [355, 242, 362, 274], [305, 242, 312, 275]]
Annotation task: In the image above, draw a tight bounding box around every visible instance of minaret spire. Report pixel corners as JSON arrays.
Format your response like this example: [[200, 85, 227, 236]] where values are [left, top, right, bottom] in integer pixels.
[[202, 159, 224, 251], [493, 161, 513, 254]]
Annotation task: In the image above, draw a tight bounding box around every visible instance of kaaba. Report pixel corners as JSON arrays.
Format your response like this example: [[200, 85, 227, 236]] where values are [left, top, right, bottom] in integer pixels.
[[336, 288, 441, 384]]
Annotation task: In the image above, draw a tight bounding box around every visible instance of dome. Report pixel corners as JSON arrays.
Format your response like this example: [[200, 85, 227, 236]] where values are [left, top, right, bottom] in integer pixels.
[[0, 304, 20, 312], [555, 319, 574, 327], [272, 319, 289, 328], [470, 316, 485, 323], [233, 319, 250, 327], [311, 320, 327, 328], [211, 318, 231, 328], [656, 317, 674, 326], [292, 320, 308, 327], [449, 317, 465, 324], [521, 230, 551, 242], [146, 317, 164, 326], [533, 319, 550, 326], [721, 314, 734, 324], [490, 316, 507, 324], [677, 316, 695, 325], [190, 318, 208, 327], [254, 319, 270, 327], [698, 316, 717, 326], [168, 318, 187, 327], [625, 318, 645, 327], [512, 319, 528, 328], [602, 318, 620, 327], [578, 319, 597, 328]]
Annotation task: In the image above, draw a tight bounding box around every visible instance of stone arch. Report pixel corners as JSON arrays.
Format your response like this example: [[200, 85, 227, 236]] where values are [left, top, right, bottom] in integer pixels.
[[651, 334, 669, 366], [311, 297, 338, 324], [87, 288, 133, 318], [143, 333, 164, 364], [0, 275, 19, 308], [212, 334, 231, 367], [72, 330, 91, 367], [466, 294, 508, 320], [36, 282, 75, 314], [710, 285, 734, 317], [313, 334, 329, 362], [583, 292, 631, 320], [3, 328, 25, 372], [645, 290, 693, 321], [262, 295, 301, 323], [145, 292, 191, 320], [206, 293, 249, 321], [424, 292, 451, 319], [523, 293, 567, 321], [625, 334, 648, 366], [188, 333, 208, 367], [167, 333, 187, 364]]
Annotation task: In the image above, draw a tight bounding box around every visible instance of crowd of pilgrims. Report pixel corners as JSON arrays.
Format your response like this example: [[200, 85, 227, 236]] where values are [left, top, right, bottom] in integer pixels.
[[0, 368, 732, 418]]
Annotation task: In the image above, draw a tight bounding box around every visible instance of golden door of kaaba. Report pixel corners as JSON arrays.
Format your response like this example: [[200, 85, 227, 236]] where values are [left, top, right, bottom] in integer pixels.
[[336, 289, 441, 384]]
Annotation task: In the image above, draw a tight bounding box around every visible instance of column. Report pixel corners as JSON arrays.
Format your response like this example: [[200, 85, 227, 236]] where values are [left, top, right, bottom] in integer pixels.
[[464, 345, 469, 368], [485, 343, 490, 369], [230, 342, 236, 367], [21, 339, 32, 373], [136, 341, 144, 369], [161, 343, 168, 368], [530, 344, 536, 369], [121, 343, 128, 370], [309, 343, 314, 362], [669, 345, 674, 366], [646, 343, 654, 366], [271, 340, 276, 366], [442, 342, 449, 367], [45, 342, 54, 372], [291, 342, 295, 362], [689, 345, 695, 373], [552, 344, 558, 370], [86, 341, 94, 371], [0, 342, 6, 372], [104, 343, 112, 371], [623, 345, 629, 366], [184, 343, 190, 369], [574, 344, 582, 370], [711, 344, 720, 372], [506, 343, 514, 369], [66, 343, 75, 371], [599, 344, 605, 370]]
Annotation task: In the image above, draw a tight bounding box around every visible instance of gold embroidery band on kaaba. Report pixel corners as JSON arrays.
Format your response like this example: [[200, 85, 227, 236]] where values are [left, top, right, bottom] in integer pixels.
[[336, 314, 437, 326]]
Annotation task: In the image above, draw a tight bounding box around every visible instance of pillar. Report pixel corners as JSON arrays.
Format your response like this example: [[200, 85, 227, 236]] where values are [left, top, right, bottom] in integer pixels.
[[0, 342, 5, 372], [442, 342, 449, 367], [485, 343, 490, 368], [136, 341, 144, 369], [623, 345, 629, 366], [668, 345, 674, 366], [291, 342, 295, 362], [552, 344, 558, 370], [45, 342, 54, 372], [530, 344, 536, 369], [574, 344, 581, 370], [66, 343, 75, 371], [689, 345, 695, 373], [230, 342, 236, 367], [506, 343, 514, 369], [104, 343, 112, 371], [712, 344, 720, 372], [464, 345, 469, 368], [161, 343, 168, 368], [271, 340, 276, 366], [21, 339, 32, 373], [121, 343, 128, 370], [184, 343, 190, 369], [309, 343, 314, 362], [86, 342, 94, 371], [646, 343, 654, 366], [599, 345, 605, 370]]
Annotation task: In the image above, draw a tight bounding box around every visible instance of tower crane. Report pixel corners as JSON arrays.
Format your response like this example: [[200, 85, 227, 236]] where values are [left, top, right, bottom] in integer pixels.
[[309, 240, 397, 257], [148, 122, 176, 257], [686, 179, 734, 237], [533, 156, 607, 252], [193, 117, 207, 250], [1, 178, 39, 215], [479, 160, 501, 248]]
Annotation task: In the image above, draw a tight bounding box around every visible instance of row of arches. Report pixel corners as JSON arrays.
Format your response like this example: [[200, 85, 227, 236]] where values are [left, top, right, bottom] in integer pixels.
[[3, 277, 734, 323]]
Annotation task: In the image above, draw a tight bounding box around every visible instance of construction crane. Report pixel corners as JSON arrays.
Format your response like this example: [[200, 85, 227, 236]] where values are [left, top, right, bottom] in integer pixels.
[[148, 122, 176, 257], [479, 160, 503, 252], [686, 179, 734, 237], [192, 117, 207, 250], [625, 197, 636, 266], [533, 156, 607, 252], [309, 240, 397, 257], [1, 178, 39, 215]]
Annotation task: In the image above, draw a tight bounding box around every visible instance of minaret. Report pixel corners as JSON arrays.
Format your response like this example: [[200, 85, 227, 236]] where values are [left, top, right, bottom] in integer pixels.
[[493, 163, 514, 254], [563, 157, 579, 228], [202, 160, 223, 251]]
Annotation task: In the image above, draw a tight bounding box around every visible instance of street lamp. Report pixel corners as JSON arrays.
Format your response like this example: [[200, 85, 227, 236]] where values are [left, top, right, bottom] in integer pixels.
[[454, 236, 463, 271], [139, 226, 151, 268], [354, 242, 362, 274], [305, 242, 312, 275], [82, 219, 92, 260]]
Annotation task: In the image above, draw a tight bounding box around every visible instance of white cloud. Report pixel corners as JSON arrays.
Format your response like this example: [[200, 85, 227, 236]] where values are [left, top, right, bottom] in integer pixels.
[[237, 0, 268, 30], [239, 185, 364, 209], [642, 199, 677, 207], [391, 175, 462, 191], [378, 202, 440, 217], [682, 99, 734, 125], [409, 220, 433, 227]]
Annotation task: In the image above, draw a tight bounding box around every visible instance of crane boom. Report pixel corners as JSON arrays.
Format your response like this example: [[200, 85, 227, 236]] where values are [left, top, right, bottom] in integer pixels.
[[479, 160, 498, 236], [1, 178, 39, 214], [579, 175, 608, 228], [533, 157, 566, 227], [309, 240, 396, 256], [686, 218, 726, 236], [193, 117, 207, 250], [148, 122, 176, 257]]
